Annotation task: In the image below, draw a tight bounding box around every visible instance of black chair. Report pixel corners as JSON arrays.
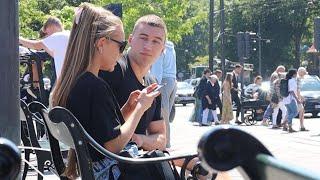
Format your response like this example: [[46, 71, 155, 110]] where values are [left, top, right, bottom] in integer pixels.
[[20, 103, 33, 180], [20, 99, 53, 180], [28, 101, 68, 180], [198, 126, 320, 180], [47, 106, 197, 180], [20, 100, 68, 180]]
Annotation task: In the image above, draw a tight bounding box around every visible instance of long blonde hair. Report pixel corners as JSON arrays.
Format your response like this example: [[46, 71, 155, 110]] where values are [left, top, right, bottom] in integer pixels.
[[51, 3, 122, 107], [223, 72, 233, 89], [50, 3, 122, 178]]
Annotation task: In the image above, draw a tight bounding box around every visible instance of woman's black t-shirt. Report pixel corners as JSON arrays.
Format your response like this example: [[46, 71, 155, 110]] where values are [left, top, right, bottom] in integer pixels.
[[66, 72, 124, 162]]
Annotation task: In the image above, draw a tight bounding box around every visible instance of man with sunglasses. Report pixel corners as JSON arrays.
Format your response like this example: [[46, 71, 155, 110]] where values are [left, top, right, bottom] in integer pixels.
[[100, 14, 166, 151]]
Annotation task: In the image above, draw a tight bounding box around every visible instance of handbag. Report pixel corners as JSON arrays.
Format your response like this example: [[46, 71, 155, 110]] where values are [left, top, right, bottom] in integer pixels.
[[118, 142, 180, 180]]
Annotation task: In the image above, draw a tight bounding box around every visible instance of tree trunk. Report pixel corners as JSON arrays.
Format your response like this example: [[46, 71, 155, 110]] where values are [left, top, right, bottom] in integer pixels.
[[293, 35, 301, 68]]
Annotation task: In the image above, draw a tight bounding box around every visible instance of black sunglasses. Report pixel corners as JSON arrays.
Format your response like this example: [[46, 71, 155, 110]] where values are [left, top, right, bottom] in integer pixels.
[[106, 36, 127, 53]]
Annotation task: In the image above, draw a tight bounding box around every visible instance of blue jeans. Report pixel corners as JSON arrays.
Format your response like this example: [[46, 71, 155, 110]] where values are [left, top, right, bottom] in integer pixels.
[[263, 104, 273, 119], [285, 100, 298, 125], [92, 157, 120, 180], [196, 98, 203, 123]]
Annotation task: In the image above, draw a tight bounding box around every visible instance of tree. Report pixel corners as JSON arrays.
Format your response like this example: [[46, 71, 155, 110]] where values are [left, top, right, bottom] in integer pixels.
[[96, 0, 206, 43], [221, 0, 320, 76]]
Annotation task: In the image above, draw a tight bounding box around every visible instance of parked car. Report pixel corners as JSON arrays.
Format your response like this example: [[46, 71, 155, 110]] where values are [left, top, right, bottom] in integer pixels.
[[175, 82, 195, 106], [189, 78, 201, 88], [183, 78, 192, 84], [300, 75, 320, 117]]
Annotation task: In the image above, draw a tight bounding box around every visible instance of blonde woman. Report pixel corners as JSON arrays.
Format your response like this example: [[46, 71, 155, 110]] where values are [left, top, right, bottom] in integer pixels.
[[221, 73, 234, 124], [51, 3, 159, 179]]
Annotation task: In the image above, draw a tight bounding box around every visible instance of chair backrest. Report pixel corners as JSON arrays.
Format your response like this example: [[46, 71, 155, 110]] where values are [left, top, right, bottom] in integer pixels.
[[48, 106, 198, 180], [20, 100, 42, 149], [48, 106, 96, 179], [28, 101, 68, 180]]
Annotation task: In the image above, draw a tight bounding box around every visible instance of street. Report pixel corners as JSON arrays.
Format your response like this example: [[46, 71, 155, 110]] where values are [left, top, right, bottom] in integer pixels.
[[170, 103, 320, 179]]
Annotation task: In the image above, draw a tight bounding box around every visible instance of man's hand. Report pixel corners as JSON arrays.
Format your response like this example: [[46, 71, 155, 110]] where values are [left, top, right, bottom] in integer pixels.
[[132, 134, 144, 147]]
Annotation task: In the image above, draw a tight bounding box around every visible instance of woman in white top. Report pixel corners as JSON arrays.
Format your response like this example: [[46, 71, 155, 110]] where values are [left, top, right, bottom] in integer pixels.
[[283, 69, 301, 133]]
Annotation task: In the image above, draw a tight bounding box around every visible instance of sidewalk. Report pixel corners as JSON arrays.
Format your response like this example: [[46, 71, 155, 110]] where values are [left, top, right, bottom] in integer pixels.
[[24, 104, 320, 179], [170, 104, 320, 179]]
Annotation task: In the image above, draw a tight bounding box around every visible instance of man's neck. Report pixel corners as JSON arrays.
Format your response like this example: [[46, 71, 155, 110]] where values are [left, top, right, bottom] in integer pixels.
[[233, 70, 238, 76], [128, 53, 150, 84]]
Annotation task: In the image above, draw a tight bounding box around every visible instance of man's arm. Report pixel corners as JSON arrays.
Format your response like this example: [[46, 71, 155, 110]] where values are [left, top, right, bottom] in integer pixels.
[[19, 37, 53, 56], [19, 37, 44, 50], [132, 120, 166, 151]]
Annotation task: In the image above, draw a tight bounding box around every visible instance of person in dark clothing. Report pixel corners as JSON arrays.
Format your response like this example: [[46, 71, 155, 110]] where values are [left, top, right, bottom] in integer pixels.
[[194, 68, 212, 125], [50, 4, 159, 179], [231, 64, 243, 124], [214, 69, 223, 113], [201, 75, 220, 125], [100, 14, 167, 150], [99, 55, 164, 137]]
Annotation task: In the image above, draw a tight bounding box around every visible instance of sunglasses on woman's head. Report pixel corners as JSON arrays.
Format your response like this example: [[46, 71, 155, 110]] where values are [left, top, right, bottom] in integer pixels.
[[105, 36, 127, 53]]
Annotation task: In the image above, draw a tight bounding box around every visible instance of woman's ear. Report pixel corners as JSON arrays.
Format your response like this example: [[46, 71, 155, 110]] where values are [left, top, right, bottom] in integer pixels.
[[128, 34, 133, 45], [96, 37, 106, 49], [95, 37, 106, 53]]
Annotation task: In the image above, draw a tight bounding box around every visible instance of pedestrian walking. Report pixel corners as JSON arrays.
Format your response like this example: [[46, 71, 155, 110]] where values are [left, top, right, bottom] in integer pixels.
[[221, 73, 233, 124]]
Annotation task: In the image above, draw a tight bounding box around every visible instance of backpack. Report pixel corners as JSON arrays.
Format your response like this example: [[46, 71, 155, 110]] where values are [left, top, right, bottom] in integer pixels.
[[118, 143, 179, 180], [279, 78, 289, 97]]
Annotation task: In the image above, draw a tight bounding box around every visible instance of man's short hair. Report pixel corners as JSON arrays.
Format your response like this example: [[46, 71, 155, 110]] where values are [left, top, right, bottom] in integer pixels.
[[203, 68, 211, 75], [235, 64, 242, 69], [214, 69, 222, 74], [43, 16, 63, 31], [254, 75, 262, 83], [132, 14, 167, 40]]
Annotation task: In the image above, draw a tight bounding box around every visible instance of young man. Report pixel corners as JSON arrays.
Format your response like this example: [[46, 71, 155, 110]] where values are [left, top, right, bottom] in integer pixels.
[[214, 69, 223, 113], [19, 16, 70, 78], [231, 64, 243, 124], [100, 15, 215, 179], [195, 68, 212, 125], [100, 14, 167, 151]]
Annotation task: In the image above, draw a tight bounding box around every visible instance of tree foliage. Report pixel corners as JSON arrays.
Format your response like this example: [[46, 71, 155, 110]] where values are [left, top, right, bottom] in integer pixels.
[[19, 0, 320, 77]]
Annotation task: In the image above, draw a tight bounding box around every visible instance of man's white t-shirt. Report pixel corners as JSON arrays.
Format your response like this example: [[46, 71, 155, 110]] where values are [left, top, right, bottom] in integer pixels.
[[42, 31, 70, 78], [283, 78, 297, 104]]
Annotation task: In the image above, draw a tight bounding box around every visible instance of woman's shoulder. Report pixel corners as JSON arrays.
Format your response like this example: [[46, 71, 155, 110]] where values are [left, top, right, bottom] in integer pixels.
[[72, 72, 110, 94]]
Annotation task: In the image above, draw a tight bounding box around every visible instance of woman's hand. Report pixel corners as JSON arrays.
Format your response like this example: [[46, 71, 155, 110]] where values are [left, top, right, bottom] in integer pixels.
[[126, 90, 140, 109], [136, 83, 160, 112], [121, 90, 140, 116], [131, 134, 144, 147]]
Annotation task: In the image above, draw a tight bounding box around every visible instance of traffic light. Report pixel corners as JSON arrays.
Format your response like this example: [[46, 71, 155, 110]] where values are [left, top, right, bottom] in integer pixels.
[[244, 32, 251, 58], [314, 17, 320, 51], [237, 32, 245, 59]]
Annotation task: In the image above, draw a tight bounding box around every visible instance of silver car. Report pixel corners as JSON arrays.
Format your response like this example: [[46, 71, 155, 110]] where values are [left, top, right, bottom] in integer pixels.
[[175, 82, 196, 106]]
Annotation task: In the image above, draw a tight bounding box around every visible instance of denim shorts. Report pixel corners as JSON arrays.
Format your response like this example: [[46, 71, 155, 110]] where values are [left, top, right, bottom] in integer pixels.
[[92, 157, 120, 180]]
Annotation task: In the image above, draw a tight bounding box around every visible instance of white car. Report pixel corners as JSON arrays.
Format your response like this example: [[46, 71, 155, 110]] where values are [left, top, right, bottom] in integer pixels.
[[175, 82, 195, 106]]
